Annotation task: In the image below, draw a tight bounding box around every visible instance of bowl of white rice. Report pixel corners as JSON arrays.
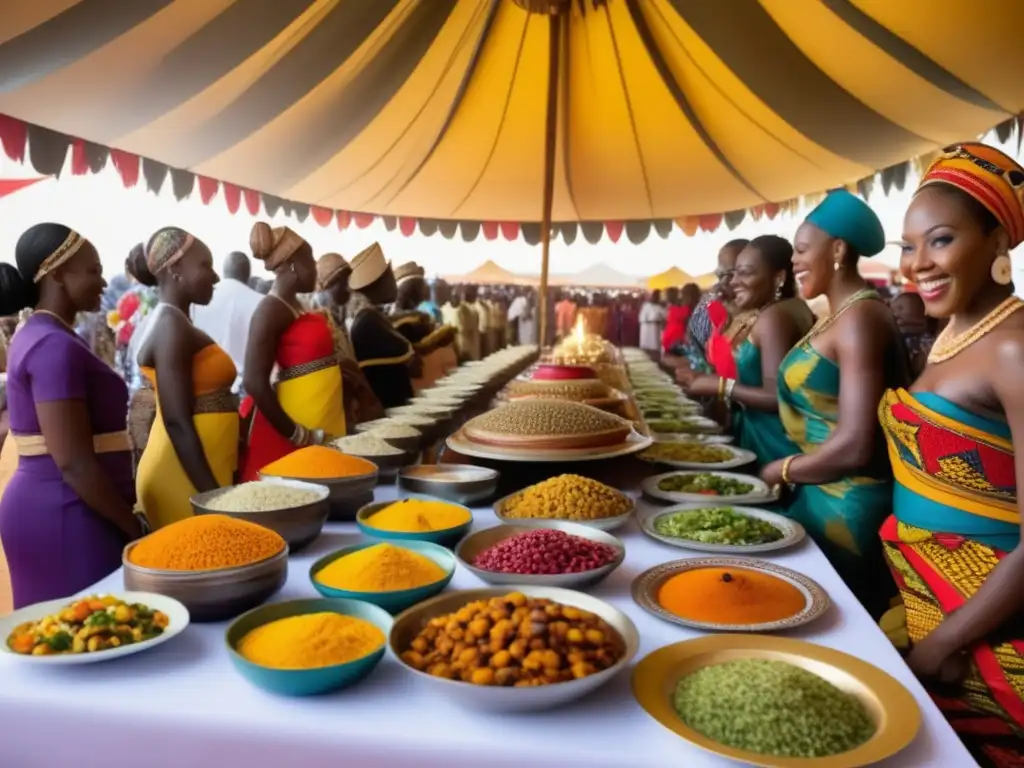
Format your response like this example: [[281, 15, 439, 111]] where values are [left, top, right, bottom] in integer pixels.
[[365, 421, 423, 453]]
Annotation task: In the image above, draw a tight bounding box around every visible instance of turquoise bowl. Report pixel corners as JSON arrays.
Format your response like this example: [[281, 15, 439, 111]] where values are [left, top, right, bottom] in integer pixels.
[[225, 598, 391, 696], [355, 499, 472, 548], [309, 540, 456, 614]]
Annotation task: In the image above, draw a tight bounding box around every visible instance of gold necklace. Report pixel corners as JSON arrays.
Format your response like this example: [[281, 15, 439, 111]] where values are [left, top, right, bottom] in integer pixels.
[[33, 309, 74, 331], [927, 295, 1024, 364], [796, 288, 878, 348]]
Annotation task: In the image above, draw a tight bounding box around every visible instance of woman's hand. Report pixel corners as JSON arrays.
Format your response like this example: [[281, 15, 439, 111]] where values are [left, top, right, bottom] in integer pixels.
[[760, 458, 786, 487], [683, 375, 719, 399], [906, 632, 969, 684]]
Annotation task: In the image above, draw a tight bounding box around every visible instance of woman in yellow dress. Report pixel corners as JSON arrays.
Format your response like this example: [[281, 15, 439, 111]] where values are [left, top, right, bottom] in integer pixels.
[[239, 223, 344, 480], [134, 228, 238, 530]]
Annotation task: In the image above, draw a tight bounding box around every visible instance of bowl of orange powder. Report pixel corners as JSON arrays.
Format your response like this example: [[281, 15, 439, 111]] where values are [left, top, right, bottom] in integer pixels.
[[258, 445, 379, 522], [630, 557, 831, 633], [123, 515, 289, 622]]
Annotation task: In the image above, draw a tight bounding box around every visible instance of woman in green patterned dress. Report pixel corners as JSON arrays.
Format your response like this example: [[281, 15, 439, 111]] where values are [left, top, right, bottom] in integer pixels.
[[760, 190, 909, 617]]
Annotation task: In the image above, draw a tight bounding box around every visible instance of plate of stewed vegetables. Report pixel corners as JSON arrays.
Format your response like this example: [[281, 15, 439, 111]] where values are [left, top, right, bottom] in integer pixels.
[[639, 504, 805, 554], [639, 442, 756, 470], [1, 592, 189, 664], [641, 471, 778, 506]]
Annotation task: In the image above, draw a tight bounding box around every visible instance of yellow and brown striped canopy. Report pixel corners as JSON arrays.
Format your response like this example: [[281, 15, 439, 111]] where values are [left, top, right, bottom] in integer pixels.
[[1, 0, 1022, 234]]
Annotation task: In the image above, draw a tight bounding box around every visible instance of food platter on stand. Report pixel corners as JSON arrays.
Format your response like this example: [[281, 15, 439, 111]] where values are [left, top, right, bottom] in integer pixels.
[[638, 504, 805, 554], [638, 443, 757, 471], [631, 635, 921, 768], [0, 592, 190, 666], [641, 471, 780, 506], [630, 557, 829, 632], [446, 427, 653, 464]]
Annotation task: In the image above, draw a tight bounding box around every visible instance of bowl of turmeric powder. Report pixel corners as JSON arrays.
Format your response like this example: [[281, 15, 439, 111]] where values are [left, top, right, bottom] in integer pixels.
[[226, 597, 392, 696], [310, 541, 456, 613], [357, 498, 473, 548]]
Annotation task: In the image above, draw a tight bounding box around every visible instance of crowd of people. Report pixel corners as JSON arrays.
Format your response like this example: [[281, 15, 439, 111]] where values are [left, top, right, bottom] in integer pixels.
[[654, 143, 1024, 768], [0, 140, 1020, 765]]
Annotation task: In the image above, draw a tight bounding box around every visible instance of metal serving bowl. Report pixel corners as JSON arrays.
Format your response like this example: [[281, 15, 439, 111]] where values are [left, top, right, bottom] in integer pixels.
[[356, 499, 472, 547], [256, 470, 378, 523], [122, 544, 288, 623], [455, 521, 625, 589], [192, 478, 330, 553], [398, 464, 499, 505], [389, 586, 640, 712]]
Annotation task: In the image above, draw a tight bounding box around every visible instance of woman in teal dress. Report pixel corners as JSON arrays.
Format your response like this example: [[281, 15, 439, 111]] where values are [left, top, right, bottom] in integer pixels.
[[680, 236, 814, 465], [760, 191, 910, 618]]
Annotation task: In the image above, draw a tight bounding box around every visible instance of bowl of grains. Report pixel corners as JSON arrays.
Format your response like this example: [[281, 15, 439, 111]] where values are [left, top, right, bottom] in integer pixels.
[[455, 521, 625, 589], [462, 400, 632, 451], [257, 446, 379, 523], [387, 404, 455, 421], [123, 515, 289, 622], [358, 413, 442, 442], [362, 421, 423, 453], [192, 479, 330, 553], [495, 474, 635, 532], [332, 433, 419, 477]]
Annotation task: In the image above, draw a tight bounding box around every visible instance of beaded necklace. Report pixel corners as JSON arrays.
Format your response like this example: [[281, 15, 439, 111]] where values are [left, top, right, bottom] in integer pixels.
[[927, 295, 1024, 364]]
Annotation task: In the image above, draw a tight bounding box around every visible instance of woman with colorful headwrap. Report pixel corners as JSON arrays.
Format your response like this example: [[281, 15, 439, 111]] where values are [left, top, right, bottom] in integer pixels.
[[239, 223, 344, 480], [0, 224, 142, 608], [877, 143, 1024, 767], [133, 228, 238, 530], [308, 252, 384, 428], [759, 189, 909, 618]]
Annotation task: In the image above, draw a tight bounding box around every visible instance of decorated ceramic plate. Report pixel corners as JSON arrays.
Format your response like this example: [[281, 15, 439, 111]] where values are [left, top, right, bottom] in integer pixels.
[[631, 635, 921, 768], [638, 443, 756, 470], [0, 591, 189, 665], [641, 471, 778, 506], [638, 504, 805, 554], [630, 557, 828, 632], [447, 427, 653, 464]]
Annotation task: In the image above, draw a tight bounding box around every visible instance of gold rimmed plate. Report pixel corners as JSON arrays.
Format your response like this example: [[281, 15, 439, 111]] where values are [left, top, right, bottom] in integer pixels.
[[631, 557, 830, 633], [632, 635, 921, 768], [446, 426, 652, 464]]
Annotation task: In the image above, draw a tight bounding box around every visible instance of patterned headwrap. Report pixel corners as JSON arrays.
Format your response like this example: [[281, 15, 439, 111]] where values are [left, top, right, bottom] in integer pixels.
[[34, 229, 86, 283], [251, 223, 306, 270], [146, 228, 195, 275], [317, 253, 350, 291], [917, 142, 1024, 248]]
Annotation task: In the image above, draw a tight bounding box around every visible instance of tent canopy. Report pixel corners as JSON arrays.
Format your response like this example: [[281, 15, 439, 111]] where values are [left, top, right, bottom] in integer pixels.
[[444, 259, 525, 285], [550, 263, 638, 288], [1, 0, 1021, 231], [647, 266, 695, 291]]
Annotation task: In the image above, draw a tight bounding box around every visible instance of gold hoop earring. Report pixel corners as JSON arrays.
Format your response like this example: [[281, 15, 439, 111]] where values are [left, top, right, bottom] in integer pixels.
[[991, 253, 1012, 285]]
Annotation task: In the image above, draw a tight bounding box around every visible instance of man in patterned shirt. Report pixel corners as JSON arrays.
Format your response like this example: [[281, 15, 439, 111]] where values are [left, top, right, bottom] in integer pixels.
[[680, 239, 749, 371]]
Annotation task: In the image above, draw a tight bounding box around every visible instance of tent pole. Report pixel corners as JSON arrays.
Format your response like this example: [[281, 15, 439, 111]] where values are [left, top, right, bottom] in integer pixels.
[[537, 12, 562, 348]]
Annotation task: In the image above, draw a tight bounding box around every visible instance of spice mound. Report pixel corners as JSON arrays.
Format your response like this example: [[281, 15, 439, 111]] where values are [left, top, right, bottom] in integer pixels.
[[463, 400, 631, 450], [657, 567, 805, 625], [316, 543, 446, 592], [673, 659, 875, 757], [657, 472, 755, 496], [203, 482, 321, 512], [237, 612, 385, 670], [473, 530, 619, 575], [7, 595, 169, 656], [261, 446, 376, 479], [333, 433, 404, 456], [653, 508, 783, 546], [364, 499, 471, 533], [506, 378, 610, 402], [501, 475, 631, 522], [128, 514, 285, 571], [400, 592, 623, 686]]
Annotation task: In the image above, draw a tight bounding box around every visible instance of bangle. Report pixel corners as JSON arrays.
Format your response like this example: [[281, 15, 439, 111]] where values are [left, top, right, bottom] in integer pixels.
[[717, 376, 727, 401], [724, 378, 736, 401], [781, 455, 797, 484], [289, 423, 308, 446]]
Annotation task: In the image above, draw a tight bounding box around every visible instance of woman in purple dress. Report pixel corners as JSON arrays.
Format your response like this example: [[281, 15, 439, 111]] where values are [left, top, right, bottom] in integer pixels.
[[0, 224, 141, 609]]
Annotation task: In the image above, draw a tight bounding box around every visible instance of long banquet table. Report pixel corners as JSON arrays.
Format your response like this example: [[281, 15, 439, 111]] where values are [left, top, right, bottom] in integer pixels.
[[0, 481, 976, 768]]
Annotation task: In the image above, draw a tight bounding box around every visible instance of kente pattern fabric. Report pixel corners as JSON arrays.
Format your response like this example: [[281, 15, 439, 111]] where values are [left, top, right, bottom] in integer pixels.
[[878, 388, 1023, 768]]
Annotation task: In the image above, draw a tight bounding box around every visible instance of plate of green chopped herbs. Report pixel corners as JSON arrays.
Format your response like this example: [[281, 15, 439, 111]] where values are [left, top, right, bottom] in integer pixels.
[[639, 504, 803, 553], [641, 470, 779, 506], [632, 635, 920, 767]]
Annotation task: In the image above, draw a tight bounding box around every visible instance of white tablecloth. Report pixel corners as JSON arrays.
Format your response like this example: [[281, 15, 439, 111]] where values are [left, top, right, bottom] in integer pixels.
[[0, 485, 976, 768]]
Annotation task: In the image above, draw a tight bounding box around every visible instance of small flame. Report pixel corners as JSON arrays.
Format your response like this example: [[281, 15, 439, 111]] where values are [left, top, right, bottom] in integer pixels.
[[573, 314, 587, 345]]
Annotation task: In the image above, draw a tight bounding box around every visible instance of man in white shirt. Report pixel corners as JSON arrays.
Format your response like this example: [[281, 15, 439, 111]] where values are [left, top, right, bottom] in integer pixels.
[[191, 252, 264, 388]]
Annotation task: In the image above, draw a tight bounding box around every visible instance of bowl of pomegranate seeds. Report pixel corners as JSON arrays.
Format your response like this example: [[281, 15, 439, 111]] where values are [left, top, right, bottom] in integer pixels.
[[455, 521, 625, 588]]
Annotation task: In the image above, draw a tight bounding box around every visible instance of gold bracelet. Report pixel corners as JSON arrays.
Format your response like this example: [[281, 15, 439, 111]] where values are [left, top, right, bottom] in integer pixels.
[[781, 455, 797, 484], [717, 376, 727, 401]]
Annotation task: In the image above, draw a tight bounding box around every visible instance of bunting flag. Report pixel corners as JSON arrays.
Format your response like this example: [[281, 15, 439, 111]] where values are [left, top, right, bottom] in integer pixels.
[[0, 176, 47, 199]]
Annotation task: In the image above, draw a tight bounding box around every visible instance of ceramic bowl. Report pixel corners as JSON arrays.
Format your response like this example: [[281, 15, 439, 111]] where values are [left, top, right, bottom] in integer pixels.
[[455, 521, 625, 589], [225, 598, 392, 696], [309, 541, 455, 613], [193, 479, 329, 553], [389, 586, 640, 712], [122, 544, 288, 623], [256, 470, 378, 524], [398, 464, 499, 505], [356, 499, 472, 548]]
